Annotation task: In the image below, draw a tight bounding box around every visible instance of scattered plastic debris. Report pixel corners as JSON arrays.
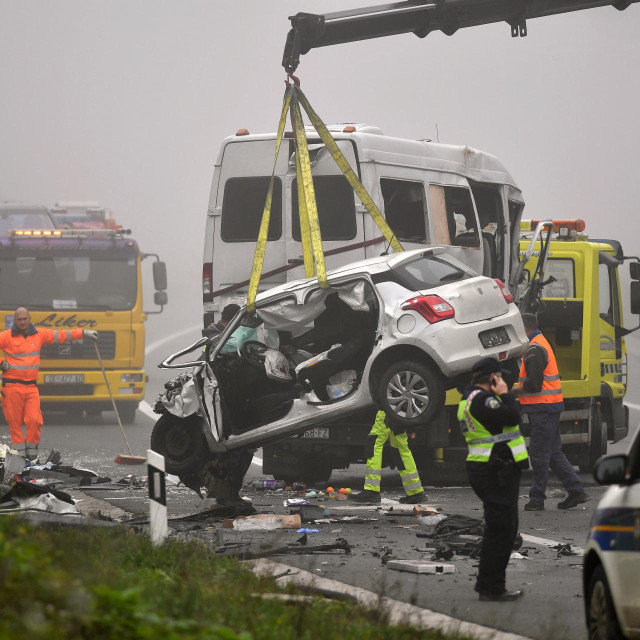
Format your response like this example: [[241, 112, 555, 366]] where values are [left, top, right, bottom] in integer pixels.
[[387, 560, 455, 574], [296, 528, 320, 534]]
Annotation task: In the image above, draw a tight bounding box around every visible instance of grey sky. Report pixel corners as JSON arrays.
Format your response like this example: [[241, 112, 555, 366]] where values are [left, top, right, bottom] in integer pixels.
[[1, 1, 638, 340]]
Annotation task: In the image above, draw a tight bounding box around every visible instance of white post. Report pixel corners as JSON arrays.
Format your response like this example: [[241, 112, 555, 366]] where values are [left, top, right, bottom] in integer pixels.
[[147, 449, 168, 546]]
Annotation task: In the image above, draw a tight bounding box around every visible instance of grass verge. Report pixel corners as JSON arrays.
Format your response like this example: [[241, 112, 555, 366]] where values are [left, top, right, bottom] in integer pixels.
[[0, 516, 469, 640]]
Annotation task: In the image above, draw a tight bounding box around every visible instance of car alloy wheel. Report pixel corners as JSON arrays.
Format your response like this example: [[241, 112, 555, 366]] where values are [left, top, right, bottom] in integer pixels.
[[376, 360, 445, 429], [388, 370, 430, 419]]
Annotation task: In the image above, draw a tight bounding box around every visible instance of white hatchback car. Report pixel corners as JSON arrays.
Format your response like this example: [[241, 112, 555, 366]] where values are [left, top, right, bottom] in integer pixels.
[[152, 246, 528, 482], [583, 428, 640, 639]]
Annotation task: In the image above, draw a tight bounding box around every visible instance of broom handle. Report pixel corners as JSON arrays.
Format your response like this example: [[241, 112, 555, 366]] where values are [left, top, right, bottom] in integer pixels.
[[92, 340, 133, 456]]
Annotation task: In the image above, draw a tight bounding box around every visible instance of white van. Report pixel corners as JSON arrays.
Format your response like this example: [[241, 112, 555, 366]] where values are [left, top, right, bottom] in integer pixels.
[[202, 124, 524, 328]]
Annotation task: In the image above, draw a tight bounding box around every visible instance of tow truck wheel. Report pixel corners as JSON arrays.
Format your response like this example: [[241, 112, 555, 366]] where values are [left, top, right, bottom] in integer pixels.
[[580, 404, 607, 473], [150, 414, 208, 476], [376, 360, 445, 429], [587, 565, 622, 640]]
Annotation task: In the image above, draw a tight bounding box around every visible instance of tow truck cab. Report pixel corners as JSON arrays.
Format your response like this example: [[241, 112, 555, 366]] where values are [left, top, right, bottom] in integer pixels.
[[516, 220, 640, 471], [0, 228, 168, 423]]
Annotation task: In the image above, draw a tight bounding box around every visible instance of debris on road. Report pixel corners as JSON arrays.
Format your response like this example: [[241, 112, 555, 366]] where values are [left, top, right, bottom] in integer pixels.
[[387, 559, 455, 574], [224, 513, 302, 531]]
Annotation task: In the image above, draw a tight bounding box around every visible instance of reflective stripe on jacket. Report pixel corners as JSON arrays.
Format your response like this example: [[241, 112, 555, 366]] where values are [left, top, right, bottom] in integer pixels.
[[518, 333, 563, 405], [0, 328, 84, 382], [457, 390, 528, 463]]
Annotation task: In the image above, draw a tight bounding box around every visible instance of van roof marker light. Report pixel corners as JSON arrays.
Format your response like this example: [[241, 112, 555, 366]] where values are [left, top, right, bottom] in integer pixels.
[[343, 125, 356, 132], [235, 128, 250, 136]]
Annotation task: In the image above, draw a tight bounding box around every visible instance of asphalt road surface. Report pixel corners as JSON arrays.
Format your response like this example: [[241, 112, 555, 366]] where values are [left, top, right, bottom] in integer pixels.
[[2, 327, 638, 640]]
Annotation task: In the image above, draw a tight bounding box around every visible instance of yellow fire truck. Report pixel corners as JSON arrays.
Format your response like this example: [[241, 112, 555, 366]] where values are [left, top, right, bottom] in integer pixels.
[[0, 228, 167, 423]]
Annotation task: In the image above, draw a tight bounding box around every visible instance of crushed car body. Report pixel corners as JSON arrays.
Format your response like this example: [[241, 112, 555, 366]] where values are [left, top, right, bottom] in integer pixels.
[[152, 247, 528, 496]]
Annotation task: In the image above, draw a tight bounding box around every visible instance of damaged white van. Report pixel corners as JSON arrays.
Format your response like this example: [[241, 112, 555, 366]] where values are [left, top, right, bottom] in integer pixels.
[[153, 247, 528, 495], [202, 124, 525, 328]]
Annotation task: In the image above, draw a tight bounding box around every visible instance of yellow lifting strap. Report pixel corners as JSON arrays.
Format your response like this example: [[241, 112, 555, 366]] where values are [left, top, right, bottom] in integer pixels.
[[295, 86, 404, 254], [246, 86, 292, 312], [247, 81, 404, 312], [291, 93, 326, 284]]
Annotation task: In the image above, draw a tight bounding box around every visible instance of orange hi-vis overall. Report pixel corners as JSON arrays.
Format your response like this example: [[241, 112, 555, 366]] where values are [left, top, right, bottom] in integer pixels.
[[518, 333, 563, 406], [0, 326, 84, 452]]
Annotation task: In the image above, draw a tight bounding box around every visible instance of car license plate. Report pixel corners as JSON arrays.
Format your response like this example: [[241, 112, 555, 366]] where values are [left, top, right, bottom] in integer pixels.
[[44, 374, 85, 384], [301, 428, 330, 439], [479, 327, 510, 348]]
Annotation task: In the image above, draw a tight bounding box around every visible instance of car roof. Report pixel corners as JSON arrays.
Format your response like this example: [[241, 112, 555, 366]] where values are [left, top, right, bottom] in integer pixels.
[[255, 246, 449, 302]]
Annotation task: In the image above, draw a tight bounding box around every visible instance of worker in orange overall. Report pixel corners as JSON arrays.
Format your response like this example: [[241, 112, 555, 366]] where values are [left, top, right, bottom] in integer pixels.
[[0, 307, 98, 461]]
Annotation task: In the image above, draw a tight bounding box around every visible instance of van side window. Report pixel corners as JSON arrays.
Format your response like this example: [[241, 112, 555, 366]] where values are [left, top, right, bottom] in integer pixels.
[[469, 183, 504, 278], [380, 179, 427, 242], [292, 176, 356, 241], [221, 177, 282, 242], [428, 185, 479, 248]]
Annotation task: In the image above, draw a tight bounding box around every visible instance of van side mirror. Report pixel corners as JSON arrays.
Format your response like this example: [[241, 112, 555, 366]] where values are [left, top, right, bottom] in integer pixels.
[[154, 290, 168, 307], [630, 262, 640, 280], [153, 261, 168, 291], [631, 281, 640, 315], [594, 454, 627, 485]]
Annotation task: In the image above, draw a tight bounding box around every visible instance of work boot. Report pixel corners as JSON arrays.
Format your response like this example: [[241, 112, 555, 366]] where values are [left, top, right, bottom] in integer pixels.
[[557, 492, 590, 509], [479, 589, 524, 602], [350, 490, 381, 504], [399, 491, 427, 504], [25, 447, 39, 463], [524, 500, 544, 511]]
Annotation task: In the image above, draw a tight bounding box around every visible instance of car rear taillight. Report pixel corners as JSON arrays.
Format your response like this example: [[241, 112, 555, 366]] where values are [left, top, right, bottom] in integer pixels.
[[401, 295, 455, 323], [494, 279, 513, 304], [203, 262, 213, 301]]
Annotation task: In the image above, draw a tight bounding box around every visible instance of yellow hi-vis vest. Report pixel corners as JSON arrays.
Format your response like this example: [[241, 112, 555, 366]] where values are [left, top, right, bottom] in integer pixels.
[[457, 390, 529, 463]]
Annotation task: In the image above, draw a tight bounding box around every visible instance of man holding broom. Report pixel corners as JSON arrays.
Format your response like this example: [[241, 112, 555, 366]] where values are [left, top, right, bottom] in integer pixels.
[[0, 307, 98, 461]]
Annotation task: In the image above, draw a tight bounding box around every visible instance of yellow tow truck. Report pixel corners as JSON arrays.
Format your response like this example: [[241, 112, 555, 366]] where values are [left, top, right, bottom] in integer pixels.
[[0, 228, 168, 424], [512, 219, 640, 471]]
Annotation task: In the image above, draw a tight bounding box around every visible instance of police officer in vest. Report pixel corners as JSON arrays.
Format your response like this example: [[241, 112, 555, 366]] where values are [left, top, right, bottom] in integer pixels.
[[512, 313, 589, 511], [458, 356, 529, 601]]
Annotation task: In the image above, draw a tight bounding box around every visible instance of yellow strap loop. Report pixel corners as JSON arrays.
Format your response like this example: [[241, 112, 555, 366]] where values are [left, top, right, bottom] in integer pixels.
[[246, 86, 292, 312], [295, 86, 404, 254]]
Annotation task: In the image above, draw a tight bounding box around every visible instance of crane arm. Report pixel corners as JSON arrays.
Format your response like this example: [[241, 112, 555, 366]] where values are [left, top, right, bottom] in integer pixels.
[[283, 0, 637, 72]]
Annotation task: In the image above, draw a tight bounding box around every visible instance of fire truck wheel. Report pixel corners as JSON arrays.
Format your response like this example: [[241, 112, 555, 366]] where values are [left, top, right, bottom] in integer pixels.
[[376, 360, 445, 430], [150, 413, 208, 476], [116, 403, 137, 425]]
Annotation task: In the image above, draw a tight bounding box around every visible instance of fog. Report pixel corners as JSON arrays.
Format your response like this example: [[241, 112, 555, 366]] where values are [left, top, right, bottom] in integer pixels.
[[1, 1, 639, 351]]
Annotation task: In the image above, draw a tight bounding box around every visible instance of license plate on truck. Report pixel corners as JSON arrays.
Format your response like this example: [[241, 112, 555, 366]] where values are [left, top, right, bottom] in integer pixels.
[[301, 428, 330, 439], [44, 374, 85, 384], [479, 327, 510, 348]]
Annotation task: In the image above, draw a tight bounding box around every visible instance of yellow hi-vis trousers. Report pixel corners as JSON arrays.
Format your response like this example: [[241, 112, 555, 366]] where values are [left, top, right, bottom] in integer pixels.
[[363, 411, 423, 495]]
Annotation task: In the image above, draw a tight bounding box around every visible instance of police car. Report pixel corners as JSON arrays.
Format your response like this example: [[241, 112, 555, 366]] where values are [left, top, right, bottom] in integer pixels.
[[583, 427, 640, 639]]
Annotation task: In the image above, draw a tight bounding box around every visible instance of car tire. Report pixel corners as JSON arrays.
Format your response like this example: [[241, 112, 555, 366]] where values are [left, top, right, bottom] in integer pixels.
[[376, 360, 445, 429], [150, 413, 209, 476], [580, 404, 607, 473], [587, 565, 623, 640]]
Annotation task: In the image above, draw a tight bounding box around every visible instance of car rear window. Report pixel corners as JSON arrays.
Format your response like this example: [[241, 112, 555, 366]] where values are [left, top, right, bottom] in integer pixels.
[[221, 177, 282, 242], [393, 255, 473, 291], [292, 175, 356, 241]]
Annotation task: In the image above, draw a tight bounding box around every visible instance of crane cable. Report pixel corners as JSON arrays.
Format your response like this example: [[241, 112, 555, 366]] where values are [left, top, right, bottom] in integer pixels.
[[247, 80, 403, 312]]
